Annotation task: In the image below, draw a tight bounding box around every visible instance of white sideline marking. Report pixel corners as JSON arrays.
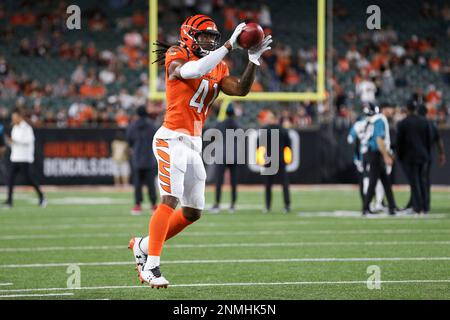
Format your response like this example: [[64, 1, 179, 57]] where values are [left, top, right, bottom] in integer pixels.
[[0, 233, 131, 240], [205, 203, 262, 210], [0, 223, 143, 231], [0, 245, 125, 252], [0, 293, 74, 298], [0, 257, 449, 269], [49, 197, 129, 205], [0, 221, 311, 231], [298, 211, 449, 219], [0, 280, 449, 294], [0, 283, 13, 286], [0, 217, 447, 231], [1, 229, 449, 240], [1, 240, 450, 253]]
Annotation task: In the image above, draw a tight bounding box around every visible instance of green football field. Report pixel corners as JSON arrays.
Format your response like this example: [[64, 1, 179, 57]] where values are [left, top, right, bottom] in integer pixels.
[[0, 186, 449, 300]]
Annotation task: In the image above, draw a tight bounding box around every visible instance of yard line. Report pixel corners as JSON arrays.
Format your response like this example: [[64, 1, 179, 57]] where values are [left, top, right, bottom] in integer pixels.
[[0, 283, 13, 286], [0, 223, 143, 231], [1, 240, 450, 253], [0, 218, 447, 231], [0, 233, 131, 240], [0, 245, 125, 252], [0, 293, 74, 298], [0, 221, 311, 231], [1, 229, 449, 240], [1, 257, 449, 269], [0, 279, 449, 294]]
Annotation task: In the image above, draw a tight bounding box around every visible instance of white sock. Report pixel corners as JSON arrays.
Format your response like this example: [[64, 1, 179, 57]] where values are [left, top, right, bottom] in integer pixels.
[[145, 256, 160, 270], [375, 180, 385, 206], [363, 177, 369, 195], [138, 236, 149, 254]]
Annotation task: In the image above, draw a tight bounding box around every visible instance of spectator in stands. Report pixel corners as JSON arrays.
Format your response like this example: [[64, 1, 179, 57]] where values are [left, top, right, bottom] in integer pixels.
[[115, 108, 129, 128], [56, 108, 68, 128], [71, 65, 86, 85], [259, 4, 272, 29], [381, 65, 395, 94], [19, 38, 32, 56], [0, 56, 8, 76], [88, 10, 108, 31], [118, 89, 135, 109], [346, 45, 361, 64], [294, 105, 312, 128], [356, 72, 377, 104], [53, 78, 69, 97], [99, 65, 116, 85]]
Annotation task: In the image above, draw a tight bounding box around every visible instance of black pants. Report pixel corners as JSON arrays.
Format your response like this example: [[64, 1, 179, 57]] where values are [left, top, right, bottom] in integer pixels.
[[402, 162, 428, 213], [363, 151, 396, 212], [7, 162, 44, 205], [264, 166, 290, 210], [214, 164, 238, 206], [133, 167, 157, 206]]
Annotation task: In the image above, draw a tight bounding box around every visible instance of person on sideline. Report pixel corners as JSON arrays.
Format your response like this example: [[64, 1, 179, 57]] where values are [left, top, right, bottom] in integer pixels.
[[126, 106, 158, 215], [4, 109, 46, 208], [211, 104, 240, 213], [111, 131, 130, 187]]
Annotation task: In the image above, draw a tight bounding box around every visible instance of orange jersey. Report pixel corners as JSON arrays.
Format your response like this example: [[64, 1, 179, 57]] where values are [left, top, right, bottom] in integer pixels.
[[163, 46, 229, 136]]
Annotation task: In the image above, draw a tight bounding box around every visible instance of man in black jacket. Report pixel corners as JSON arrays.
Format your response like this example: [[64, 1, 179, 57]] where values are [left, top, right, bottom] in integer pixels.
[[126, 106, 158, 215], [258, 110, 291, 213], [403, 105, 446, 213], [211, 105, 240, 213], [397, 102, 432, 214]]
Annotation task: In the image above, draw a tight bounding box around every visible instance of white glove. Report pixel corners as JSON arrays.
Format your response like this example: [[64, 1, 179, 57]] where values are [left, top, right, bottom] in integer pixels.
[[248, 35, 272, 66], [228, 22, 246, 50]]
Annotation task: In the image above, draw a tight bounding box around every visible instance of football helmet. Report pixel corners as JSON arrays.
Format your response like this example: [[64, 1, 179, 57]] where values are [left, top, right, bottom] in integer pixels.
[[180, 14, 221, 57], [362, 102, 379, 116]]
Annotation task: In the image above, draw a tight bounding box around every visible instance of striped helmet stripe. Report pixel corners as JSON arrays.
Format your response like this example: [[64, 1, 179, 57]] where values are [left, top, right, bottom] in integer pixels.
[[195, 18, 215, 29], [189, 14, 208, 27]]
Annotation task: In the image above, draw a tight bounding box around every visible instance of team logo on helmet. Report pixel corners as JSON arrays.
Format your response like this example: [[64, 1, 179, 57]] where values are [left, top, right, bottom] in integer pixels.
[[180, 14, 221, 57]]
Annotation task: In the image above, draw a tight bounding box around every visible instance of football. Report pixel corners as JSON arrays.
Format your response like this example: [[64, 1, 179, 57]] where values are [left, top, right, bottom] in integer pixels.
[[237, 22, 265, 49]]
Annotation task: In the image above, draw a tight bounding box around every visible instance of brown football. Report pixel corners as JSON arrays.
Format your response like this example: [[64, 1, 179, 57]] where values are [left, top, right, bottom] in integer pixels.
[[237, 22, 265, 49]]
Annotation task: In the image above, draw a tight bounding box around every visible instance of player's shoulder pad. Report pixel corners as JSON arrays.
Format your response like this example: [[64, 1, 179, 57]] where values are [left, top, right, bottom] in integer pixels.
[[166, 45, 190, 60]]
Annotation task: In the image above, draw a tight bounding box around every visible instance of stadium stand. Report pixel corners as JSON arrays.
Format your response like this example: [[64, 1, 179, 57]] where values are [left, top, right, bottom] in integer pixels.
[[0, 0, 449, 128]]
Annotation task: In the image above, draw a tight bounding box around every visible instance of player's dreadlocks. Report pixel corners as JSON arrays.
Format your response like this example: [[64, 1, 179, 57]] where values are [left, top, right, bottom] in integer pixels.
[[152, 40, 173, 65], [152, 41, 191, 65]]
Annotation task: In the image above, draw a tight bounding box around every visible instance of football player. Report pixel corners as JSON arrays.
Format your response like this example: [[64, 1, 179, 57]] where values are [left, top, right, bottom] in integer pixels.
[[129, 14, 272, 288]]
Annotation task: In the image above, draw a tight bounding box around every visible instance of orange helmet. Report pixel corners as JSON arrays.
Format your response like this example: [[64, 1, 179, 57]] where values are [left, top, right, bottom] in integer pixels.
[[180, 14, 221, 57]]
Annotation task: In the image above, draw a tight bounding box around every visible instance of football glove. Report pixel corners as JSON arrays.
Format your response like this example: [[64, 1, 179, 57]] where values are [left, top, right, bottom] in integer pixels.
[[248, 35, 272, 66], [228, 22, 246, 50]]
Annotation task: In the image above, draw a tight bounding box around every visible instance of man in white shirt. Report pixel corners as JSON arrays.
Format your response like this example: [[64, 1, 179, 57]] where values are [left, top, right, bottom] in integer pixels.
[[356, 74, 377, 104], [4, 109, 46, 208]]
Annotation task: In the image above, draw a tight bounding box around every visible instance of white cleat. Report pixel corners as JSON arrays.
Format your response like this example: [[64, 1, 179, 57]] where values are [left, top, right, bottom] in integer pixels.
[[139, 266, 169, 288], [209, 206, 220, 214], [128, 237, 147, 273]]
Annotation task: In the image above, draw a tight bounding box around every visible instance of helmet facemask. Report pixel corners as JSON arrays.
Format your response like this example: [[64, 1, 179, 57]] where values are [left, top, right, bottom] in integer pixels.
[[193, 30, 221, 57]]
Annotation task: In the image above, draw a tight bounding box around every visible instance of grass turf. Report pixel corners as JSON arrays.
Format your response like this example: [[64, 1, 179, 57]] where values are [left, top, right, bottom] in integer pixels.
[[0, 187, 449, 300]]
